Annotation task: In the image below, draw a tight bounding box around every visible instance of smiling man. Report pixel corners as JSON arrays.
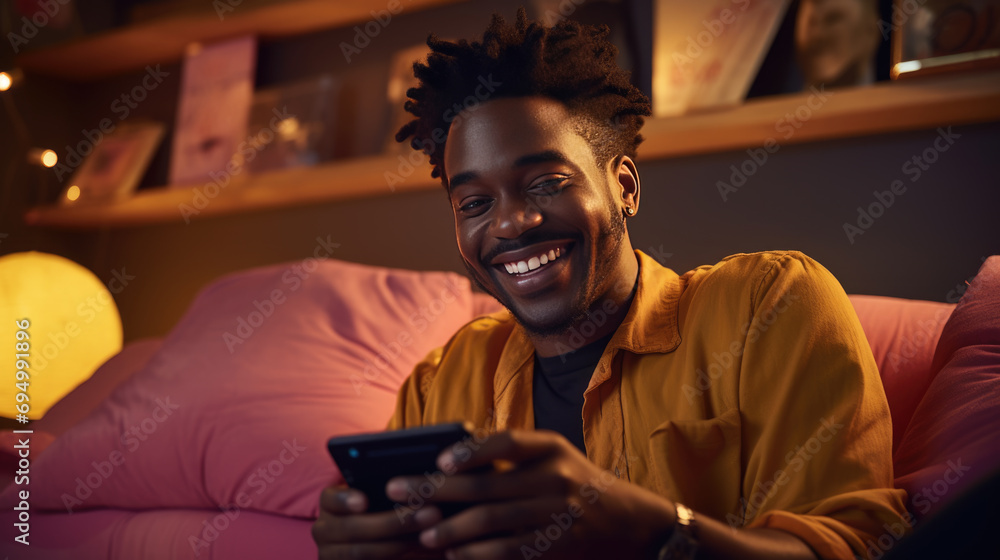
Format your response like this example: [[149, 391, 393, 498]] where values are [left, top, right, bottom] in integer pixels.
[[312, 10, 909, 560]]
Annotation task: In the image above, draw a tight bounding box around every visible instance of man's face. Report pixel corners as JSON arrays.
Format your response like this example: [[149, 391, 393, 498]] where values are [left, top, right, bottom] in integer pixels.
[[443, 96, 633, 336]]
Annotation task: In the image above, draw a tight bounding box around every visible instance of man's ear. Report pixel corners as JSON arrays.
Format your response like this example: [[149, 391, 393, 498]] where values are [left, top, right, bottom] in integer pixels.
[[612, 155, 640, 216]]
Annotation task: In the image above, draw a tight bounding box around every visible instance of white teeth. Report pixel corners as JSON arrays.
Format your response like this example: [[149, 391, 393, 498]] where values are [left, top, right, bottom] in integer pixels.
[[502, 247, 564, 275]]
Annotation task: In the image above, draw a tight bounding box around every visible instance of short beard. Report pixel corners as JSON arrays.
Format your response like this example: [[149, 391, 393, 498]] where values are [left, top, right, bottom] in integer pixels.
[[464, 203, 627, 338]]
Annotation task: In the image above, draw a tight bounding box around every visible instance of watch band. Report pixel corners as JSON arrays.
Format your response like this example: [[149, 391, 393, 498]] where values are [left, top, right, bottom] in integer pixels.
[[657, 502, 699, 560]]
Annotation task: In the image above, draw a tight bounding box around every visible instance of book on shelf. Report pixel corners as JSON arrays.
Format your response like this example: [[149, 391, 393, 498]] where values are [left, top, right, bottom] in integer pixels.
[[168, 35, 257, 187]]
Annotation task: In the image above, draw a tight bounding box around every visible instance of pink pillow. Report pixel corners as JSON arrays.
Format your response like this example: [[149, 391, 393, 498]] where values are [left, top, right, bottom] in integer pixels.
[[0, 507, 314, 560], [1, 259, 480, 518], [893, 256, 1000, 520], [847, 295, 954, 451], [0, 339, 162, 493], [35, 338, 163, 440]]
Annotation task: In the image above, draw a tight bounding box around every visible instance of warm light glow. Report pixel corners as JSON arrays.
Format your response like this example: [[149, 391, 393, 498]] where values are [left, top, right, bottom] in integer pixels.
[[277, 117, 300, 139], [0, 252, 123, 420], [40, 149, 58, 167], [0, 72, 11, 92], [891, 60, 922, 78], [66, 185, 81, 201]]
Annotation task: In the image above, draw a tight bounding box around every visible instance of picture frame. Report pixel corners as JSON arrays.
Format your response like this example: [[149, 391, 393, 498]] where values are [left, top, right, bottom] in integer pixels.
[[243, 74, 340, 175], [652, 0, 791, 117], [169, 35, 257, 187], [58, 121, 166, 206], [891, 0, 1000, 79]]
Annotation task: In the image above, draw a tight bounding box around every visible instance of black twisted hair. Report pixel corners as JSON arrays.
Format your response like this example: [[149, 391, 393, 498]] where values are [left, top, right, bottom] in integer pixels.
[[395, 8, 651, 186]]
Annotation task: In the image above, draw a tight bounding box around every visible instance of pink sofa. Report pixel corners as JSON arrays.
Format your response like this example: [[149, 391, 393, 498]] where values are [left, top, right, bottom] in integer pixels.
[[2, 257, 997, 559]]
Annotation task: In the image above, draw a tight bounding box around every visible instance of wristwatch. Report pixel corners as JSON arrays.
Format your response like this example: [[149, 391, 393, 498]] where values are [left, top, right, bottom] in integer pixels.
[[657, 502, 699, 560]]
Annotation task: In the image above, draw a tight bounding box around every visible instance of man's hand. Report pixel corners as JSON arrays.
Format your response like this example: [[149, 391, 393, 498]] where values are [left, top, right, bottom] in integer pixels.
[[386, 430, 677, 560], [312, 485, 445, 559]]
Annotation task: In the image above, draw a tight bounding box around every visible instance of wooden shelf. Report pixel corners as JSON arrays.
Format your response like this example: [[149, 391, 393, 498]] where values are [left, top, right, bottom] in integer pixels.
[[15, 0, 464, 81], [25, 154, 440, 229], [638, 70, 1000, 159], [25, 70, 1000, 229]]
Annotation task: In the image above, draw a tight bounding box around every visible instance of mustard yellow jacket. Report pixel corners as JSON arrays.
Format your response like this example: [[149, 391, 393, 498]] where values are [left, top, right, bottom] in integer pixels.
[[389, 250, 909, 558]]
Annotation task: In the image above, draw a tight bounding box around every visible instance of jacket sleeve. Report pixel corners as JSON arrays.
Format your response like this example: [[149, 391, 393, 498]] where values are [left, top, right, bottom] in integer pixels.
[[734, 253, 910, 559]]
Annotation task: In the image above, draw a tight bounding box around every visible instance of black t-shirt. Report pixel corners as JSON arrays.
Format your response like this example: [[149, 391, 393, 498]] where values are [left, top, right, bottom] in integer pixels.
[[532, 332, 614, 455]]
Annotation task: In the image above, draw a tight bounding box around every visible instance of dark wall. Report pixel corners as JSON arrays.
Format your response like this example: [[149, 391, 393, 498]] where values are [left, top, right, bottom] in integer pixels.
[[1, 0, 997, 343]]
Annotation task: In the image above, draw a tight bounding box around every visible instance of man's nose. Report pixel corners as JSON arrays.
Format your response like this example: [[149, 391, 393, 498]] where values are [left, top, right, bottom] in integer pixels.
[[491, 197, 543, 239]]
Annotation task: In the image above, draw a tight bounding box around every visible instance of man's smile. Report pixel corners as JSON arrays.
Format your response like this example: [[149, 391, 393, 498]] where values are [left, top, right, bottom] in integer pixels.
[[488, 240, 575, 296]]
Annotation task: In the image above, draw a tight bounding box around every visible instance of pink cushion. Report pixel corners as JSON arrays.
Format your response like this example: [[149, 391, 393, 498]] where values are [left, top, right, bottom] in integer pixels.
[[0, 339, 162, 493], [847, 295, 954, 452], [35, 338, 164, 440], [893, 256, 1000, 520], [0, 259, 480, 518], [0, 507, 314, 560]]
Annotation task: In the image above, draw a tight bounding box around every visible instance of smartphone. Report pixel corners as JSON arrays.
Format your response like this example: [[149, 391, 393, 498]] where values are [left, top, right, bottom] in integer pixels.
[[327, 422, 476, 513]]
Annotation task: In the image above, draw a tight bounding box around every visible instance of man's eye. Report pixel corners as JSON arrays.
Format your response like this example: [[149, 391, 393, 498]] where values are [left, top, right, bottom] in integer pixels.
[[459, 199, 490, 213], [532, 178, 569, 196]]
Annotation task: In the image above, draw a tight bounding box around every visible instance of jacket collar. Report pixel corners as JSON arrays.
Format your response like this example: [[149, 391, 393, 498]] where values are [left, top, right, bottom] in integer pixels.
[[492, 250, 682, 409], [608, 249, 683, 355]]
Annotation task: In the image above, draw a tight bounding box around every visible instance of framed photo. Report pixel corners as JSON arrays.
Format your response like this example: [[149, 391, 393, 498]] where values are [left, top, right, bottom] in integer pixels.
[[243, 75, 340, 175], [891, 0, 1000, 79], [4, 0, 85, 53], [169, 35, 257, 186], [652, 0, 791, 117], [59, 121, 165, 206]]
